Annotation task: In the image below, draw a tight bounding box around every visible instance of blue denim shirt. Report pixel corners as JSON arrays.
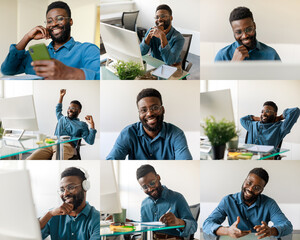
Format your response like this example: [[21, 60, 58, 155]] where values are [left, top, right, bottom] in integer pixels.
[[141, 186, 197, 237], [106, 122, 192, 160], [240, 108, 300, 148], [41, 202, 100, 240], [215, 41, 281, 61], [55, 103, 97, 145], [140, 26, 184, 65], [203, 192, 293, 237], [1, 37, 100, 79]]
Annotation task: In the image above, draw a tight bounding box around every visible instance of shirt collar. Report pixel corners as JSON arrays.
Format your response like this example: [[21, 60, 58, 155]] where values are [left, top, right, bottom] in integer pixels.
[[149, 185, 168, 202], [49, 37, 75, 51], [237, 191, 261, 208], [73, 202, 91, 218], [166, 26, 175, 40], [137, 122, 166, 140]]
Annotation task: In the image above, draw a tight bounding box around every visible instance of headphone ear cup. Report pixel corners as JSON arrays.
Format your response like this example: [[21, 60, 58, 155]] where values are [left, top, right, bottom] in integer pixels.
[[82, 179, 90, 191]]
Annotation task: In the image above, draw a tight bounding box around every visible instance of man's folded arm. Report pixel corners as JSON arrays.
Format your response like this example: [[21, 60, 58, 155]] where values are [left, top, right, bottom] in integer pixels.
[[106, 130, 130, 160], [280, 107, 300, 137], [1, 44, 29, 75], [240, 115, 254, 131], [82, 124, 97, 145], [159, 36, 184, 65], [140, 29, 152, 55], [173, 130, 192, 160], [80, 44, 100, 80]]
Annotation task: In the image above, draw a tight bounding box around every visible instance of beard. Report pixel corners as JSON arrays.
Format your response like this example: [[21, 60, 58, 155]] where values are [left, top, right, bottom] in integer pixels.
[[62, 189, 85, 211], [49, 22, 71, 43], [140, 113, 164, 132], [156, 19, 171, 30], [236, 32, 257, 50], [241, 185, 259, 205], [146, 183, 163, 200], [260, 114, 276, 123], [67, 111, 79, 120]]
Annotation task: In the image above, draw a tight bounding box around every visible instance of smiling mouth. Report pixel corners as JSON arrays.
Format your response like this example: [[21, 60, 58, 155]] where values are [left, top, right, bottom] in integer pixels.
[[244, 189, 253, 198], [50, 27, 63, 35], [146, 117, 157, 125]]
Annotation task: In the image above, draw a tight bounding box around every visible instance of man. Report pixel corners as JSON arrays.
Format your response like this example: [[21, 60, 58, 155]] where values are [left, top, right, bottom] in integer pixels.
[[137, 164, 197, 239], [140, 4, 184, 66], [27, 89, 96, 160], [203, 168, 293, 239], [1, 1, 100, 79], [215, 7, 281, 61], [106, 88, 192, 160], [40, 167, 100, 239], [240, 101, 300, 148]]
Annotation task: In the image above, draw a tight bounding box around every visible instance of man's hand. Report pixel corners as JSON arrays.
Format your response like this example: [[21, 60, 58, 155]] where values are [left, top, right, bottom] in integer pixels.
[[254, 221, 278, 239], [232, 45, 250, 61], [159, 212, 185, 227], [60, 89, 66, 97], [31, 59, 85, 80], [26, 26, 50, 41], [227, 216, 251, 238], [275, 114, 283, 122], [49, 202, 74, 217], [85, 115, 95, 129]]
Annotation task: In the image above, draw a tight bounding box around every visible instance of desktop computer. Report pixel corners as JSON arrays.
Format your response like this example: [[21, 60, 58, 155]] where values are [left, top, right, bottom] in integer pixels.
[[0, 169, 42, 240], [100, 22, 154, 74], [0, 95, 39, 140]]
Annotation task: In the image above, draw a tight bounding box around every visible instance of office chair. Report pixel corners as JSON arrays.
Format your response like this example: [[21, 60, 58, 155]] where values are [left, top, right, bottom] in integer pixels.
[[114, 11, 139, 32], [68, 139, 82, 160], [180, 34, 193, 73], [245, 131, 283, 160], [184, 203, 200, 240]]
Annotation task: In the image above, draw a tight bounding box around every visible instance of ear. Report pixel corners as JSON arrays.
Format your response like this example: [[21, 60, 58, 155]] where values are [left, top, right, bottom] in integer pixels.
[[70, 18, 73, 26], [162, 106, 165, 114], [170, 15, 173, 21], [253, 22, 256, 30], [78, 109, 81, 114], [157, 174, 161, 181]]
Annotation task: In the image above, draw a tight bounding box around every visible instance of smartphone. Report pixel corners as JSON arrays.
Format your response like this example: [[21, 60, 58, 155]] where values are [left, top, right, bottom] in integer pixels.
[[29, 43, 51, 61]]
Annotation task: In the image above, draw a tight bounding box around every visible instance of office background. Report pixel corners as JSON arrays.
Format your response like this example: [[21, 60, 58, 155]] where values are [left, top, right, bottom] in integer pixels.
[[0, 160, 100, 219], [200, 80, 300, 160], [0, 0, 99, 75], [200, 0, 300, 62], [112, 160, 200, 239], [0, 80, 100, 159], [99, 80, 200, 160], [200, 161, 300, 230]]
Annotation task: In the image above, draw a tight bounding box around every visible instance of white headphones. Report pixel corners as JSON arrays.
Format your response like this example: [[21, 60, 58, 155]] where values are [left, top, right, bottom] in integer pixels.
[[78, 167, 90, 191]]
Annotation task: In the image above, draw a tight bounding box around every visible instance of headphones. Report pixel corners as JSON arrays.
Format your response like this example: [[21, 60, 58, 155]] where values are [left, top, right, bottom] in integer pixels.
[[78, 167, 90, 191]]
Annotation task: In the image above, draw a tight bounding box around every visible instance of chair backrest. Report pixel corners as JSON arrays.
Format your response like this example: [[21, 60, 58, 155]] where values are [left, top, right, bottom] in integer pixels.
[[180, 34, 193, 70], [185, 203, 200, 240], [122, 11, 139, 31], [68, 139, 82, 160]]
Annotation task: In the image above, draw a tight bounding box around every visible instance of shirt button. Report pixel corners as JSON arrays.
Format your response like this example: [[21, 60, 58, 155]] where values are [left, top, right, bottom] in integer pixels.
[[73, 219, 76, 222], [150, 154, 152, 156], [72, 233, 74, 235]]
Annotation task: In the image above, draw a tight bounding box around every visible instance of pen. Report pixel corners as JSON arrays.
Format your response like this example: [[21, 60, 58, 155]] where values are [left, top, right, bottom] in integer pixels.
[[161, 65, 164, 75], [165, 207, 171, 214]]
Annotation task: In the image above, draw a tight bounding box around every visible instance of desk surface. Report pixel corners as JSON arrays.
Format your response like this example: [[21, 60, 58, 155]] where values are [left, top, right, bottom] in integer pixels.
[[101, 222, 184, 236], [0, 137, 80, 159], [101, 55, 189, 80], [202, 232, 296, 240]]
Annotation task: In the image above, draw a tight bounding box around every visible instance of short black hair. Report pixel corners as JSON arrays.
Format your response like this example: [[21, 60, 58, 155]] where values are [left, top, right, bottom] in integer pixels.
[[71, 100, 82, 110], [136, 88, 162, 105], [263, 101, 278, 113], [156, 4, 172, 16], [61, 167, 86, 181], [136, 164, 157, 180], [229, 7, 253, 23], [46, 1, 71, 17], [248, 168, 269, 185]]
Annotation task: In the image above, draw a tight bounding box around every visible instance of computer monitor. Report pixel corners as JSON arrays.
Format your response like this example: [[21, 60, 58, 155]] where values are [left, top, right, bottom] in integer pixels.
[[100, 22, 145, 72], [0, 95, 39, 140], [200, 89, 235, 135], [100, 161, 122, 214], [0, 169, 42, 240]]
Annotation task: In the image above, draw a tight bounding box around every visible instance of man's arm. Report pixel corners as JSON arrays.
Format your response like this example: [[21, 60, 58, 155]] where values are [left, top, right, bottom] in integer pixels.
[[81, 116, 97, 145], [106, 128, 131, 160], [216, 217, 251, 238], [56, 89, 66, 120], [140, 28, 153, 56], [173, 130, 192, 160], [279, 107, 300, 138], [240, 115, 255, 132]]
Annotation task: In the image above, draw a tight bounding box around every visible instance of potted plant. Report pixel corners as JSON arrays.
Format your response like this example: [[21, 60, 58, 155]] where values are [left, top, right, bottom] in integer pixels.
[[202, 116, 237, 159], [114, 60, 144, 80]]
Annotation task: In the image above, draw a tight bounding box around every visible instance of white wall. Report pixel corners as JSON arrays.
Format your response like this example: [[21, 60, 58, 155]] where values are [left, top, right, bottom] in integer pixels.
[[200, 161, 300, 230], [99, 81, 200, 159], [33, 81, 100, 159], [116, 161, 200, 238]]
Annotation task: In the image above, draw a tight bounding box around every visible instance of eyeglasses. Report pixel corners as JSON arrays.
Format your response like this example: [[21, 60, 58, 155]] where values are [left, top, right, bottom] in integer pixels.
[[45, 15, 70, 25], [234, 26, 255, 36], [244, 180, 263, 193], [141, 177, 158, 191], [138, 105, 162, 115], [261, 109, 274, 114], [154, 14, 169, 20], [68, 107, 79, 111], [58, 184, 81, 195]]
